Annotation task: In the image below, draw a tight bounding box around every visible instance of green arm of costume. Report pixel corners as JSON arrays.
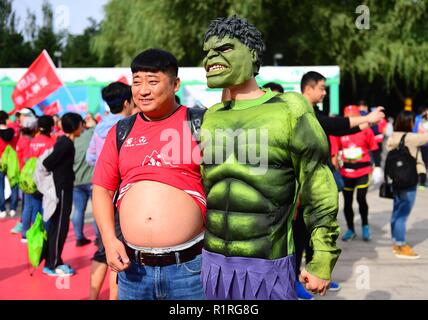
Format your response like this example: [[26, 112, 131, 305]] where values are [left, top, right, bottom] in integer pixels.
[[287, 93, 341, 280]]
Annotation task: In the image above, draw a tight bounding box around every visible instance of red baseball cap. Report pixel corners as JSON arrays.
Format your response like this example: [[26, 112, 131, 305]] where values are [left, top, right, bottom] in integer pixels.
[[343, 105, 361, 117]]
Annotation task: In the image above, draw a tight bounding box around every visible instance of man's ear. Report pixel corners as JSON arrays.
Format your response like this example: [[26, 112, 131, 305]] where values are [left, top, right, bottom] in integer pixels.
[[250, 49, 258, 64], [174, 77, 181, 93], [123, 100, 129, 111]]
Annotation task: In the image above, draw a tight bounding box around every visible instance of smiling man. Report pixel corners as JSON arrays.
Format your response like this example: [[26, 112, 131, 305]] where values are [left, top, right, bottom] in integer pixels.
[[200, 16, 341, 300], [92, 49, 206, 300]]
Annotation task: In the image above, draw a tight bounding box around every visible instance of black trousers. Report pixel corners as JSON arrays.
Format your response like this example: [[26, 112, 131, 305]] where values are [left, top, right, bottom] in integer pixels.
[[45, 187, 73, 270], [292, 206, 313, 278]]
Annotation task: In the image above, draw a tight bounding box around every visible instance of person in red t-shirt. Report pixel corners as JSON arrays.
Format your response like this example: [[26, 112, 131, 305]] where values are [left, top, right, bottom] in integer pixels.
[[20, 116, 55, 242], [330, 105, 379, 242], [92, 49, 205, 300], [9, 109, 38, 232]]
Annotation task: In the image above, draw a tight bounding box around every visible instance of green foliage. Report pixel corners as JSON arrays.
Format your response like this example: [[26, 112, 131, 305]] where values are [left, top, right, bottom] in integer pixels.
[[92, 0, 428, 96], [92, 0, 272, 67], [63, 19, 118, 67], [0, 0, 35, 67], [31, 0, 65, 60]]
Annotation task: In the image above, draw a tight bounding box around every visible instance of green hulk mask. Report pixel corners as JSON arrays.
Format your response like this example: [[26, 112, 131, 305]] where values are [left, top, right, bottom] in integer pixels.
[[203, 36, 257, 88]]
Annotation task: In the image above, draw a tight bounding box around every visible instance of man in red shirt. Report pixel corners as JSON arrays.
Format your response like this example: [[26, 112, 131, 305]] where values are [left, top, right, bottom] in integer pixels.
[[92, 49, 205, 300]]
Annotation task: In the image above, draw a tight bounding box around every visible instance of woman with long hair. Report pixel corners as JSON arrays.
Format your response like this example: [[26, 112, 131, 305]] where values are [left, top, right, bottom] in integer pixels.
[[386, 111, 428, 259]]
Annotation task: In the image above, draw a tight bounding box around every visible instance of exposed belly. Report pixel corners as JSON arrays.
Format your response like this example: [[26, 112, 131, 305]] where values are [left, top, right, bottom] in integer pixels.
[[119, 180, 203, 247]]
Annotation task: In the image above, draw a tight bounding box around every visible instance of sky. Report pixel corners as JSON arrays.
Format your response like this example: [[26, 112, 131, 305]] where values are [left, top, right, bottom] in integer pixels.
[[12, 0, 109, 35]]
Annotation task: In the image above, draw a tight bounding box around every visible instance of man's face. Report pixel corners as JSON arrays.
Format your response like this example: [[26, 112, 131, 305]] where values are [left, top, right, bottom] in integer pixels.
[[305, 80, 327, 105], [132, 71, 180, 118], [74, 122, 83, 137], [203, 36, 257, 88], [359, 104, 369, 113]]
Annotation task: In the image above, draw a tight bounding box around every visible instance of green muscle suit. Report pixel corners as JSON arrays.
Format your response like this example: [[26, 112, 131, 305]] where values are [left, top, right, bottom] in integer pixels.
[[201, 89, 341, 280]]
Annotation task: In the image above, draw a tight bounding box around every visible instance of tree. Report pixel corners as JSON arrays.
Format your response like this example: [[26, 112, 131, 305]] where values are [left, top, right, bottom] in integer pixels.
[[0, 0, 35, 67], [31, 0, 65, 60], [296, 0, 428, 103], [92, 0, 274, 67], [62, 18, 118, 67], [90, 0, 428, 112]]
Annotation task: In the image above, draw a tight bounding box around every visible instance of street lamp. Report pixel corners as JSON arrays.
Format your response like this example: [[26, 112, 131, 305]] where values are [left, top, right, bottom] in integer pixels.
[[273, 53, 283, 66], [54, 51, 62, 68]]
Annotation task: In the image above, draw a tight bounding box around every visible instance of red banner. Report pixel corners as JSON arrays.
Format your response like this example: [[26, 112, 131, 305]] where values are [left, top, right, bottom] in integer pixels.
[[10, 50, 63, 115], [117, 75, 129, 85], [43, 100, 61, 115]]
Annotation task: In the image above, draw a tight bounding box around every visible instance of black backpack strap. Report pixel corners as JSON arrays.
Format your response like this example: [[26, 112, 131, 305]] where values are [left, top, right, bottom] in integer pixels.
[[114, 113, 138, 206], [186, 106, 207, 142], [116, 113, 138, 155], [398, 133, 407, 149]]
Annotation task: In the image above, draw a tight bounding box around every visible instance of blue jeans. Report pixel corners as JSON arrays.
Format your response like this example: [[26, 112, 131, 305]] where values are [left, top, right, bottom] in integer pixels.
[[72, 184, 92, 240], [391, 186, 417, 245], [118, 254, 204, 300], [0, 172, 18, 211], [21, 193, 43, 238]]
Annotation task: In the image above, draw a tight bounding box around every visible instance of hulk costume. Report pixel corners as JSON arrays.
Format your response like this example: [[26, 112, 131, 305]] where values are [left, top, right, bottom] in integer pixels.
[[200, 16, 341, 300]]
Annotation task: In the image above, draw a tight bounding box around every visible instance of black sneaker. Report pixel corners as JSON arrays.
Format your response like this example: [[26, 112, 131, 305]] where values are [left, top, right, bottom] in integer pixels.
[[76, 238, 91, 247]]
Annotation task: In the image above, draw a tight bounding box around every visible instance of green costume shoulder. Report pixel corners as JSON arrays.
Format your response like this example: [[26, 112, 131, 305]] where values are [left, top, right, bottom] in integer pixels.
[[201, 90, 341, 280]]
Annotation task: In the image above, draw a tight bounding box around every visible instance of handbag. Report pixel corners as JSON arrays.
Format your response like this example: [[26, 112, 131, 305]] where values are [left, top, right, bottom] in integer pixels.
[[26, 212, 47, 268], [379, 182, 394, 199]]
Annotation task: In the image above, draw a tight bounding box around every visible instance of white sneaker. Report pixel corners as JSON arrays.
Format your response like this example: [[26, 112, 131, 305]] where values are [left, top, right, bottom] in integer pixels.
[[0, 211, 7, 218], [9, 210, 16, 217]]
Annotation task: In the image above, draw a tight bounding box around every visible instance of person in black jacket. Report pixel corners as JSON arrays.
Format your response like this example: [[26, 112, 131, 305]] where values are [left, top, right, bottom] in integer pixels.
[[42, 112, 83, 276], [293, 71, 385, 299]]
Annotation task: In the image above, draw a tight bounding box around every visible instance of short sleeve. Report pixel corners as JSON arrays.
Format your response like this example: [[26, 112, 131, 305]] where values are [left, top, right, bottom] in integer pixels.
[[329, 135, 340, 156], [92, 125, 120, 191], [366, 129, 379, 151]]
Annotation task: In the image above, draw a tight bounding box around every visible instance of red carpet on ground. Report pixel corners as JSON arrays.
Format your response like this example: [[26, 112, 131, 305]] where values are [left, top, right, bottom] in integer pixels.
[[0, 218, 110, 300]]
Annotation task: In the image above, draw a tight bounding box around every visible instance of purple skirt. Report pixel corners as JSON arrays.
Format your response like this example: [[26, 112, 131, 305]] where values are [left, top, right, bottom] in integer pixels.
[[201, 249, 297, 300]]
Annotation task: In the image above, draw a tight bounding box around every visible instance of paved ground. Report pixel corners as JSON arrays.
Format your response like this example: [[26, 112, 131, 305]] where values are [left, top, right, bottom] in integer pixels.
[[318, 185, 428, 300]]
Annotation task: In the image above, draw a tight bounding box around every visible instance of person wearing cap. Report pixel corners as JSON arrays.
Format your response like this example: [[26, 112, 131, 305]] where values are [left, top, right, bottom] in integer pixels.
[[8, 109, 38, 232], [358, 99, 387, 185], [330, 105, 380, 242], [20, 116, 56, 243]]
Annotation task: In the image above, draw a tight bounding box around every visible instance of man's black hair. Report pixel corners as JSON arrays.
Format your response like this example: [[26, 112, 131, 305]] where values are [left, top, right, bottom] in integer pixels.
[[204, 15, 265, 75], [358, 99, 368, 106], [300, 71, 326, 93], [262, 82, 284, 93], [61, 112, 83, 134], [131, 48, 178, 79], [101, 82, 132, 114], [175, 95, 181, 105], [37, 115, 54, 136], [0, 111, 8, 125]]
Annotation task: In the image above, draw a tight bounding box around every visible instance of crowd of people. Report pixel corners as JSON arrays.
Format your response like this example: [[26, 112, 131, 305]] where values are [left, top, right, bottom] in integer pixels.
[[1, 15, 427, 301]]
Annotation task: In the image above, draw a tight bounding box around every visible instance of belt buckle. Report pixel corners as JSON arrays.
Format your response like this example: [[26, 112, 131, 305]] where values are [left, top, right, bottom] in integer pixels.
[[138, 251, 145, 266]]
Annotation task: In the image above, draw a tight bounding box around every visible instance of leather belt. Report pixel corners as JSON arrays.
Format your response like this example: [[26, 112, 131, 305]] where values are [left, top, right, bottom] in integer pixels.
[[125, 240, 203, 267]]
